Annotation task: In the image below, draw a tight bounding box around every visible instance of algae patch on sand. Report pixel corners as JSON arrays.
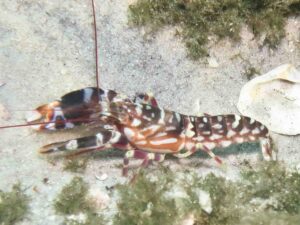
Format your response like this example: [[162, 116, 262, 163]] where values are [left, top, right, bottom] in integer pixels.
[[113, 162, 300, 225], [113, 169, 242, 225], [129, 0, 300, 59], [63, 157, 89, 174], [0, 183, 29, 225], [114, 169, 178, 225], [54, 176, 106, 225]]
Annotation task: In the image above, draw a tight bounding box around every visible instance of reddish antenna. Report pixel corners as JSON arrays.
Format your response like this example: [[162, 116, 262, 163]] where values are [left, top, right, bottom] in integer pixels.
[[91, 0, 100, 90], [0, 123, 47, 129], [0, 117, 101, 129]]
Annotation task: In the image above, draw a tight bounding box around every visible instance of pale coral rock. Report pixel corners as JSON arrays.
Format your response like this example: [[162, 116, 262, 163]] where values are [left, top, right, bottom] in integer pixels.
[[238, 64, 300, 135]]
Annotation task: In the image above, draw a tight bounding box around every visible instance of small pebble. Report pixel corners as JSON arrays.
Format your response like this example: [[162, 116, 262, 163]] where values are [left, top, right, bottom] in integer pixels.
[[95, 173, 108, 181], [208, 57, 219, 68]]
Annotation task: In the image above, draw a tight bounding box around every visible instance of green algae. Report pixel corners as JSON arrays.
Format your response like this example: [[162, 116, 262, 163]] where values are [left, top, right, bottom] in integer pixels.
[[129, 0, 300, 59], [63, 157, 89, 173], [114, 169, 178, 225], [237, 212, 300, 225], [0, 184, 29, 225], [54, 177, 106, 225], [113, 161, 300, 225], [241, 162, 300, 214], [113, 169, 241, 225], [54, 177, 90, 214], [243, 65, 261, 80]]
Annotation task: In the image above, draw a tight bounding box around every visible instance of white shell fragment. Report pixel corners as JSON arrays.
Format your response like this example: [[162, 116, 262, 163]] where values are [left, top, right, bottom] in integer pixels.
[[95, 173, 108, 181], [195, 189, 212, 214], [237, 64, 300, 135]]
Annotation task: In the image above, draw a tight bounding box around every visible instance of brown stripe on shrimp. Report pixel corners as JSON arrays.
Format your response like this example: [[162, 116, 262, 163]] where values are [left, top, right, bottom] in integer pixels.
[[194, 116, 212, 137], [210, 115, 228, 136], [164, 112, 185, 135]]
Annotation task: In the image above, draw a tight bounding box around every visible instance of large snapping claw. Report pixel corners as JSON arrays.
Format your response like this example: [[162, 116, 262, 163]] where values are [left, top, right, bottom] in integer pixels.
[[26, 88, 105, 131], [26, 101, 70, 130]]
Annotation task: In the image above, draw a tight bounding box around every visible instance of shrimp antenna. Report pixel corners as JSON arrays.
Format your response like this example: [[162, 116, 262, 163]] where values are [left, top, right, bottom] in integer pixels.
[[0, 117, 101, 129], [91, 0, 100, 91]]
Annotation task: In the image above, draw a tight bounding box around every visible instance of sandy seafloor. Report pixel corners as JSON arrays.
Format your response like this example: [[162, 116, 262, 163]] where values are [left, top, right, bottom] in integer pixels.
[[0, 0, 299, 224]]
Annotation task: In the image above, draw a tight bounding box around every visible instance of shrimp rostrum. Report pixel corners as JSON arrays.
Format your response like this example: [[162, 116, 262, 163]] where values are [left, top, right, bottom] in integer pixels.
[[27, 87, 277, 176]]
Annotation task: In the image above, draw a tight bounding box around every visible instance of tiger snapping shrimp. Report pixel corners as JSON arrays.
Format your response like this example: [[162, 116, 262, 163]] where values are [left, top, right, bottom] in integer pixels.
[[24, 86, 276, 176], [0, 0, 276, 176]]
